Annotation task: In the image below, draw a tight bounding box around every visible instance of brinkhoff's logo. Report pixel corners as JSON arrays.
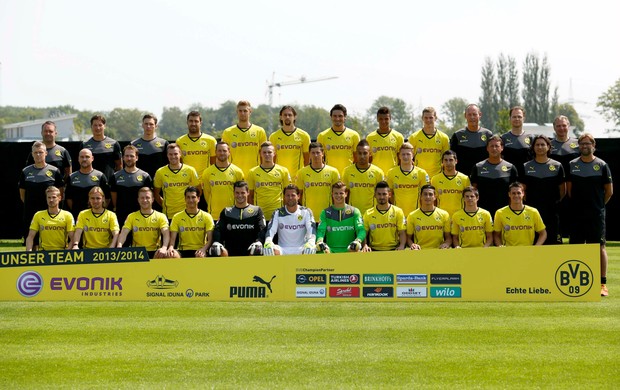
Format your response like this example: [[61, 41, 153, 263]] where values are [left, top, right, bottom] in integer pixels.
[[230, 275, 276, 298], [17, 271, 43, 298], [147, 275, 179, 289]]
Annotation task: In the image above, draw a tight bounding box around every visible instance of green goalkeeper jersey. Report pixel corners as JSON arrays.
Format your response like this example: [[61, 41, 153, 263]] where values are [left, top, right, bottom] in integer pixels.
[[316, 204, 366, 253]]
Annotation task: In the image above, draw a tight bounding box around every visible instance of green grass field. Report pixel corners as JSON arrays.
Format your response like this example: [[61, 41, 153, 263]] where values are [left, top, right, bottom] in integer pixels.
[[1, 242, 618, 388]]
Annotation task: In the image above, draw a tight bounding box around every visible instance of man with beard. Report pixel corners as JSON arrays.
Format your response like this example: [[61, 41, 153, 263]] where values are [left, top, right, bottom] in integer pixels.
[[269, 105, 310, 179]]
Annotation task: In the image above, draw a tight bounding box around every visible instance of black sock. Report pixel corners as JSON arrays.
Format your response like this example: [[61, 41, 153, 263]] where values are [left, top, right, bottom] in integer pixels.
[[602, 277, 607, 284]]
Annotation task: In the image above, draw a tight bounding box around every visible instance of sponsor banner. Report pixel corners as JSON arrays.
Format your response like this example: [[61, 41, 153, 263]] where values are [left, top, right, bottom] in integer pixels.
[[296, 287, 326, 298], [296, 274, 327, 285], [397, 287, 427, 298], [329, 287, 360, 298], [329, 274, 360, 284], [396, 274, 427, 285], [362, 287, 394, 298], [430, 274, 462, 285], [0, 248, 149, 268], [363, 274, 394, 284], [0, 245, 600, 301]]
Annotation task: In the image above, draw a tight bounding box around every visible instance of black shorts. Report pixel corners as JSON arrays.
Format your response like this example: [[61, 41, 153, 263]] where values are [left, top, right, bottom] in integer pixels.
[[569, 210, 606, 245]]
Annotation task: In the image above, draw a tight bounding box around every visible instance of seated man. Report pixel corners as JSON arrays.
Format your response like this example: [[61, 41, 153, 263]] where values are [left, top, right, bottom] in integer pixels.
[[116, 187, 170, 259], [493, 182, 547, 246], [406, 184, 452, 250], [167, 186, 215, 258], [71, 186, 120, 249], [362, 181, 407, 251], [25, 186, 75, 251], [210, 181, 266, 257], [316, 182, 365, 253], [263, 184, 316, 255], [451, 186, 493, 248]]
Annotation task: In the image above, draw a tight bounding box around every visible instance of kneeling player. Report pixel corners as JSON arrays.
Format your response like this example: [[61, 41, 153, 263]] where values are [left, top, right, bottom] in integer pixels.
[[263, 184, 316, 255], [493, 182, 546, 246], [209, 181, 266, 257], [316, 182, 365, 253], [167, 186, 215, 258]]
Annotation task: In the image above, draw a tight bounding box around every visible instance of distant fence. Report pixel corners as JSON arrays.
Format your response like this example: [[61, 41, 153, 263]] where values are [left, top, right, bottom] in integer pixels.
[[2, 139, 619, 240]]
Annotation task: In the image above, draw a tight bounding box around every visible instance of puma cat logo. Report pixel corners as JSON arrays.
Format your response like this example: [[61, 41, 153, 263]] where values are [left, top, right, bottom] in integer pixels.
[[253, 275, 276, 293]]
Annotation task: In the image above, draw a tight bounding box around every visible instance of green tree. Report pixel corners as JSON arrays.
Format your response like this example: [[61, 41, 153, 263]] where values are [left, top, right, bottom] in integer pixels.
[[366, 96, 416, 136], [479, 57, 498, 130], [522, 52, 551, 124], [556, 103, 585, 135], [159, 106, 186, 140], [106, 108, 143, 141], [295, 105, 331, 140], [495, 54, 520, 110], [440, 97, 468, 135], [596, 78, 620, 130], [496, 109, 512, 134]]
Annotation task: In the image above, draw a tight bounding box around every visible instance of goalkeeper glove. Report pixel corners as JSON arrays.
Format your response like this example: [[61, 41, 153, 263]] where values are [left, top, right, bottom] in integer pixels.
[[263, 238, 274, 256], [316, 240, 330, 253], [348, 239, 362, 252], [302, 241, 316, 255], [248, 241, 263, 256], [209, 242, 224, 257]]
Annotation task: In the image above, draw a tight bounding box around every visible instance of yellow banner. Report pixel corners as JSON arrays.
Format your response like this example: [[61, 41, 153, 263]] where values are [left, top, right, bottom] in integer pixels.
[[0, 245, 600, 301]]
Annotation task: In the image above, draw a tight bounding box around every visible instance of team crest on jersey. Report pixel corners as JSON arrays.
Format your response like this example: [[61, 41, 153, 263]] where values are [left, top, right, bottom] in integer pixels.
[[368, 173, 375, 179], [137, 175, 143, 181], [250, 132, 257, 138], [247, 208, 254, 213], [548, 166, 556, 172], [155, 141, 162, 147], [45, 170, 53, 177], [456, 178, 463, 186], [501, 166, 508, 172], [594, 164, 601, 171], [345, 208, 352, 215], [525, 214, 531, 220], [294, 135, 301, 142], [297, 215, 303, 221], [105, 143, 112, 149], [91, 175, 100, 181], [481, 134, 487, 142], [345, 136, 351, 142], [525, 138, 531, 145], [570, 142, 578, 149], [55, 150, 62, 156]]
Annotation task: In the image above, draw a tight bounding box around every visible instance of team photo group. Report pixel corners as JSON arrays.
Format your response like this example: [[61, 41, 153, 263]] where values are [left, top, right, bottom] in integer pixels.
[[18, 101, 613, 296]]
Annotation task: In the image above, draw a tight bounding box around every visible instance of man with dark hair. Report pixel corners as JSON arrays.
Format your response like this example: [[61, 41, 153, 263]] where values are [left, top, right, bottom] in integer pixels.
[[131, 114, 169, 180], [470, 135, 518, 216], [406, 184, 451, 250], [342, 139, 385, 214], [25, 186, 74, 251], [501, 106, 535, 178], [317, 104, 361, 174], [295, 141, 340, 220], [451, 186, 493, 248], [25, 120, 72, 183], [263, 184, 316, 255], [449, 104, 493, 175], [408, 107, 450, 177], [362, 181, 407, 251], [167, 186, 215, 258], [200, 141, 244, 219], [176, 110, 217, 178], [493, 182, 546, 246], [386, 142, 430, 216], [431, 150, 471, 217], [221, 101, 267, 174], [82, 114, 122, 180], [210, 181, 266, 257], [567, 134, 613, 296], [269, 105, 310, 178], [366, 106, 404, 174]]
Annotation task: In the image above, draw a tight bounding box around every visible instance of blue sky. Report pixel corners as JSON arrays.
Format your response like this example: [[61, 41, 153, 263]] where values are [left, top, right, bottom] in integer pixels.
[[1, 0, 618, 135]]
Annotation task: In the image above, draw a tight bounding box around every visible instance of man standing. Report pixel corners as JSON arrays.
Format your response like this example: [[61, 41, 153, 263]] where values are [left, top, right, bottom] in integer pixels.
[[25, 121, 72, 183], [82, 114, 122, 181], [470, 135, 518, 216], [449, 104, 493, 175], [19, 141, 65, 242], [154, 143, 200, 221], [247, 142, 291, 222], [406, 185, 452, 250], [431, 150, 471, 217], [317, 104, 361, 175], [567, 134, 613, 296], [200, 141, 245, 219], [550, 115, 579, 172], [362, 181, 407, 252], [211, 181, 266, 257], [386, 142, 430, 216], [366, 107, 404, 175], [110, 145, 153, 228], [295, 142, 341, 221], [501, 106, 535, 178], [316, 182, 366, 253], [25, 186, 75, 251], [451, 186, 493, 248], [131, 114, 169, 180], [342, 140, 385, 215], [116, 187, 170, 259], [269, 105, 310, 179], [493, 182, 546, 247], [263, 184, 316, 256], [176, 110, 217, 178], [167, 186, 215, 258], [408, 107, 450, 178], [221, 101, 267, 175], [65, 148, 110, 220]]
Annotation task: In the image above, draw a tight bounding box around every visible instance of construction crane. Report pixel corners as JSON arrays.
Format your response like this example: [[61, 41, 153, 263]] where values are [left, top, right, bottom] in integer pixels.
[[265, 73, 338, 131]]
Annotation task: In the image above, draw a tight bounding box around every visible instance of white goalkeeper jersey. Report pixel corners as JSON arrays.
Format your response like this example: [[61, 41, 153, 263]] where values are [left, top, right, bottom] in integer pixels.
[[266, 206, 316, 254]]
